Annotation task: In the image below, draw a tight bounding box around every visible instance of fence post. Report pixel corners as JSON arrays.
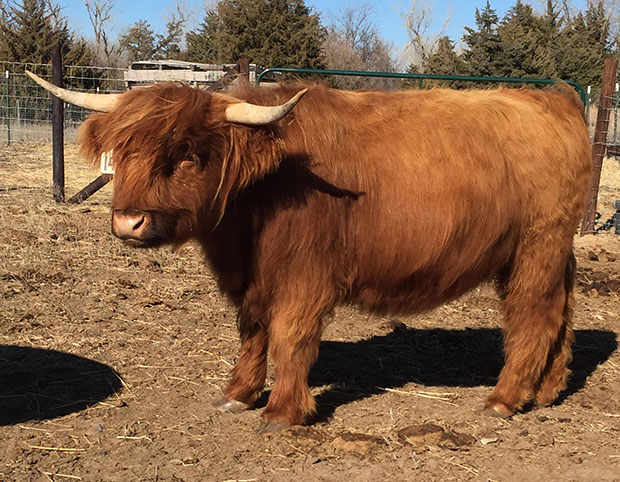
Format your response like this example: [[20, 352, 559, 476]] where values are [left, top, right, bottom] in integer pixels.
[[613, 83, 619, 145], [51, 44, 65, 203], [586, 85, 591, 126], [581, 58, 619, 235], [238, 58, 249, 83], [5, 70, 10, 145]]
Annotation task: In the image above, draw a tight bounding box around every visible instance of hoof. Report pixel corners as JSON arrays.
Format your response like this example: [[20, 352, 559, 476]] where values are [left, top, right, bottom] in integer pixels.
[[256, 420, 290, 434], [483, 402, 514, 419], [213, 397, 250, 414]]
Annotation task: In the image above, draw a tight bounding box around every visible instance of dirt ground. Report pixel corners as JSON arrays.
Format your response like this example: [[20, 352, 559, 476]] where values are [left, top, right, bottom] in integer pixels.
[[0, 142, 619, 482]]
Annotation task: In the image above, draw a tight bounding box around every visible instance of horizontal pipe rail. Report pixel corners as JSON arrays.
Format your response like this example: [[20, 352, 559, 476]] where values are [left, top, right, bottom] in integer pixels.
[[256, 68, 587, 105]]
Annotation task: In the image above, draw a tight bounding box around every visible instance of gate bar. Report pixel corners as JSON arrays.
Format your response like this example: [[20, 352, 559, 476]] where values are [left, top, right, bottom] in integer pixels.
[[256, 68, 587, 105]]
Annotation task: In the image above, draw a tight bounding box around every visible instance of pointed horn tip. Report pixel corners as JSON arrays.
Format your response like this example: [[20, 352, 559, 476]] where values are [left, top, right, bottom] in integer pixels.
[[282, 88, 308, 110], [293, 88, 309, 101], [25, 70, 47, 87]]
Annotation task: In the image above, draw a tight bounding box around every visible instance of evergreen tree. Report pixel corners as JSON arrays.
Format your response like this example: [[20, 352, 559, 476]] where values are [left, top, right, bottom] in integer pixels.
[[0, 0, 93, 65], [185, 0, 325, 68], [185, 10, 219, 63], [461, 0, 502, 77], [119, 20, 156, 63], [497, 1, 543, 78], [422, 36, 468, 87], [534, 0, 562, 78], [557, 0, 610, 88]]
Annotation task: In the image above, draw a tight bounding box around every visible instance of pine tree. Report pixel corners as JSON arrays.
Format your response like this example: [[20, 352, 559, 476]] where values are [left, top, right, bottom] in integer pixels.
[[422, 36, 468, 87], [185, 10, 220, 62], [461, 0, 502, 77], [534, 0, 562, 78], [185, 0, 325, 68], [119, 20, 156, 63], [557, 0, 610, 88], [0, 0, 93, 65], [497, 1, 542, 78]]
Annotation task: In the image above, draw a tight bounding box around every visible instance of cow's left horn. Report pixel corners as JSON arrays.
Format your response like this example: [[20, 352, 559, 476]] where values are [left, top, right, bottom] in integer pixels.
[[25, 71, 121, 112], [224, 89, 308, 126]]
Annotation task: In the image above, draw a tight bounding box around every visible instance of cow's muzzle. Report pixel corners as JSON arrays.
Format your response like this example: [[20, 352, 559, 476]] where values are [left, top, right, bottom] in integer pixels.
[[111, 210, 151, 243]]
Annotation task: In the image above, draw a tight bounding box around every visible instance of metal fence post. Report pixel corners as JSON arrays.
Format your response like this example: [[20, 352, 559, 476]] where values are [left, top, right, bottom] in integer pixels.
[[581, 58, 619, 235], [5, 70, 10, 145], [586, 86, 591, 126], [51, 44, 65, 203]]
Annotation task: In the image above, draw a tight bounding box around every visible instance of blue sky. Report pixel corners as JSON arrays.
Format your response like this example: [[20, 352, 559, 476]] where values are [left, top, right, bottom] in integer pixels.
[[60, 0, 588, 49]]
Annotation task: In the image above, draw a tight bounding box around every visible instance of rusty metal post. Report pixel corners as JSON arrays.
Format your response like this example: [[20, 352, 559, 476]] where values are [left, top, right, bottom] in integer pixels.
[[68, 175, 112, 204], [581, 58, 618, 235], [51, 44, 65, 202]]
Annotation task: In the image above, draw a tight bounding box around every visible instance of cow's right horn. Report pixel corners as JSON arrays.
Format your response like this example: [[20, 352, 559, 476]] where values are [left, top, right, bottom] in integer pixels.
[[26, 71, 121, 112], [224, 89, 308, 126]]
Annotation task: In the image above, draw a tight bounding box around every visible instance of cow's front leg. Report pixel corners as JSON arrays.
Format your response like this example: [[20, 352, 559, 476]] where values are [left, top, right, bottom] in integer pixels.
[[214, 310, 268, 412], [259, 304, 325, 431]]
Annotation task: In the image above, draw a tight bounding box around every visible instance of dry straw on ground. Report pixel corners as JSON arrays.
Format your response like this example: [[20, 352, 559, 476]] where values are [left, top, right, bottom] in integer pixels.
[[0, 142, 619, 481]]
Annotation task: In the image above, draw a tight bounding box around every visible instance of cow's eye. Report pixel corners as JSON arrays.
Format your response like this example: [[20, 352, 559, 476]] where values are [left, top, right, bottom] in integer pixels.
[[177, 155, 201, 174]]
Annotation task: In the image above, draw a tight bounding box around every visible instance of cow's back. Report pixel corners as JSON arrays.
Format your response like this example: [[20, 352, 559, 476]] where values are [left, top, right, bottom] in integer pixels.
[[267, 86, 591, 314]]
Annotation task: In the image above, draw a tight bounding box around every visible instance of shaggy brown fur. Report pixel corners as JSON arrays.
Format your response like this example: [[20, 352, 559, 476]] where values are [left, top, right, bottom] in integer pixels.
[[78, 81, 591, 427]]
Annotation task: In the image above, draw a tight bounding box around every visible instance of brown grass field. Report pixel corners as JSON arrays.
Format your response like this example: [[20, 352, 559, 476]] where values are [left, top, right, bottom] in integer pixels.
[[0, 142, 619, 481]]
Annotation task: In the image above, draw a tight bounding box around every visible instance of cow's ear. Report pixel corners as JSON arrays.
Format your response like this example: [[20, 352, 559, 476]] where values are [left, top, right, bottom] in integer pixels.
[[78, 113, 107, 168]]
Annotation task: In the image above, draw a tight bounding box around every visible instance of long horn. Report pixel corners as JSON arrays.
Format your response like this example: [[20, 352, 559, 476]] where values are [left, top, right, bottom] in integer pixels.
[[25, 70, 121, 112], [224, 89, 308, 126]]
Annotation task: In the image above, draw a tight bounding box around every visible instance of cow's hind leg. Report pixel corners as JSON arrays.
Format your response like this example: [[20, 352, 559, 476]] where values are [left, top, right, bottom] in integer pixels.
[[534, 252, 576, 407], [215, 307, 269, 413], [486, 243, 574, 417]]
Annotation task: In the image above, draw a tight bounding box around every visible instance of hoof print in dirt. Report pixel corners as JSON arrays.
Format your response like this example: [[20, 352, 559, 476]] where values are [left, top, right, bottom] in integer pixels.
[[398, 423, 475, 452]]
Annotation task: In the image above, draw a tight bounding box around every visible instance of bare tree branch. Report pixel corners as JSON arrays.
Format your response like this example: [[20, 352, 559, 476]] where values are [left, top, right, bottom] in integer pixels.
[[401, 0, 452, 68], [85, 0, 117, 65]]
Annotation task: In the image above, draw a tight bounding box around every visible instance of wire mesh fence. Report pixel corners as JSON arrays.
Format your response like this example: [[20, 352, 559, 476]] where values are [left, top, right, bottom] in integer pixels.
[[580, 58, 620, 235], [0, 61, 125, 143], [595, 68, 620, 235], [1, 59, 618, 233]]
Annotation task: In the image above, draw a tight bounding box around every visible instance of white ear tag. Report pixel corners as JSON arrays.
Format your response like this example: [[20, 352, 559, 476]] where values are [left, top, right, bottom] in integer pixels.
[[100, 150, 115, 175]]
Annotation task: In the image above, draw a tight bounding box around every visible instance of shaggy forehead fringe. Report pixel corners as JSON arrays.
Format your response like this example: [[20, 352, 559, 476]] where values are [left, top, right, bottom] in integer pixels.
[[78, 83, 220, 167]]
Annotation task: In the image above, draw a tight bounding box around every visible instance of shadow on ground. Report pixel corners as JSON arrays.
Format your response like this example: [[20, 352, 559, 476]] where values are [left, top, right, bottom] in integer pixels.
[[305, 327, 617, 423], [0, 345, 122, 425]]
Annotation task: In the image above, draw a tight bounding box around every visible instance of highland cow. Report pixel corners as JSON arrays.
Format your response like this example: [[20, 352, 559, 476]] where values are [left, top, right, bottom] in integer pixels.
[[28, 71, 592, 432]]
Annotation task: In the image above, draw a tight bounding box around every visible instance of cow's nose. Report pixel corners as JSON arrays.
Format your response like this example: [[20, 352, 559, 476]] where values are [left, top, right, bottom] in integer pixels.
[[112, 210, 150, 239]]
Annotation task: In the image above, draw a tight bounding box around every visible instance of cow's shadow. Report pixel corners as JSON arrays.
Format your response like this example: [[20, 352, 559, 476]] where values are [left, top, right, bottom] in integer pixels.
[[300, 326, 617, 423], [0, 345, 122, 425], [2, 327, 615, 426]]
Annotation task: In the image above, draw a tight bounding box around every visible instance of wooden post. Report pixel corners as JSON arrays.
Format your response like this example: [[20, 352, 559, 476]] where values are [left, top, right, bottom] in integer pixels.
[[581, 58, 618, 235], [51, 44, 65, 203], [238, 58, 249, 83]]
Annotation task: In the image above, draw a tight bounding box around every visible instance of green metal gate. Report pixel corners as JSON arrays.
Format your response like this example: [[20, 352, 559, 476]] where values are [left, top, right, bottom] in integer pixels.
[[256, 67, 587, 105]]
